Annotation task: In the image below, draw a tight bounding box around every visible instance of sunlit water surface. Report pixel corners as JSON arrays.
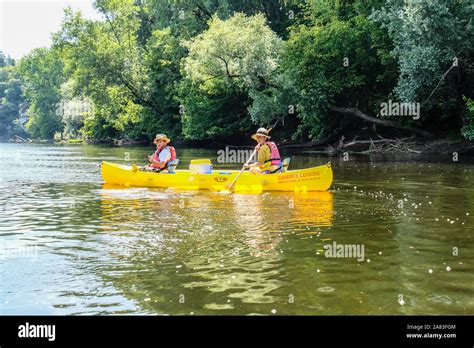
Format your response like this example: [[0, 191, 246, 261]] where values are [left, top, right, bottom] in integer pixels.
[[0, 143, 473, 315]]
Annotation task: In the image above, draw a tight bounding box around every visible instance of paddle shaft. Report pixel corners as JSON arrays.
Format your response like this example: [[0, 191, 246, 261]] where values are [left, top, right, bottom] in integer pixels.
[[227, 147, 258, 191], [226, 126, 274, 191]]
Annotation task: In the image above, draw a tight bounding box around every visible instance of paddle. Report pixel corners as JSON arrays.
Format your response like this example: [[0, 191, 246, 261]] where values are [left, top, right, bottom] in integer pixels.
[[131, 153, 150, 172], [225, 147, 258, 192], [224, 127, 274, 192]]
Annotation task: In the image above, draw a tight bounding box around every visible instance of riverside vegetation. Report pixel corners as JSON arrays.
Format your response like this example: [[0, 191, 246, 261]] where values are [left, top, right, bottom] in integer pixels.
[[0, 0, 473, 151]]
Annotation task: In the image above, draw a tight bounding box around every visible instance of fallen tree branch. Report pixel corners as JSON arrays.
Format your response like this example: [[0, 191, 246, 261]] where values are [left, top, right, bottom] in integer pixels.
[[328, 105, 434, 138], [407, 148, 422, 154], [342, 136, 423, 154], [343, 139, 398, 148]]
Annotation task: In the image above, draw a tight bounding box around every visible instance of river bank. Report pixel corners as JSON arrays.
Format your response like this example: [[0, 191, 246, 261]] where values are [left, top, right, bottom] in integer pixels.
[[296, 138, 474, 156], [3, 136, 473, 157]]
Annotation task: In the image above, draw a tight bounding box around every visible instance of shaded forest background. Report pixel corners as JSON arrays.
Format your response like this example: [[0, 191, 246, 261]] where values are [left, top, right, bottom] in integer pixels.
[[0, 0, 473, 146]]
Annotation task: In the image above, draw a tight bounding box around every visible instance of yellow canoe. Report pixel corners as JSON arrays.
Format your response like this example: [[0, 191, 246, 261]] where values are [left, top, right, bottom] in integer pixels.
[[101, 161, 333, 192]]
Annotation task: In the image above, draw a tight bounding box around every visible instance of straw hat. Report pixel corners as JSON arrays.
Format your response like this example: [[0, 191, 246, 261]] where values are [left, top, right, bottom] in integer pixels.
[[251, 127, 271, 141], [154, 134, 171, 144]]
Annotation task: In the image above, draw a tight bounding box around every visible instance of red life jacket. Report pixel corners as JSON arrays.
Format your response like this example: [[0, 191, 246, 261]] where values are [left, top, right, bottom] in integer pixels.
[[262, 141, 281, 166], [152, 145, 176, 167]]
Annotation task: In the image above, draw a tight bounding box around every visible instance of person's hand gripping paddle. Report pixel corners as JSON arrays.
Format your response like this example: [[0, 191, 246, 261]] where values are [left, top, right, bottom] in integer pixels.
[[224, 128, 272, 193]]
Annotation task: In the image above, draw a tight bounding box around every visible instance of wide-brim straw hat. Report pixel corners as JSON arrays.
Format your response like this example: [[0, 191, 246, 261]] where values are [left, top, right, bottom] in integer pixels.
[[251, 127, 271, 140], [154, 134, 171, 144]]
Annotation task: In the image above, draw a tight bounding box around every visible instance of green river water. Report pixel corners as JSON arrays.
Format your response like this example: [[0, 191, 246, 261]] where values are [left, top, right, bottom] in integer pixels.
[[0, 143, 473, 315]]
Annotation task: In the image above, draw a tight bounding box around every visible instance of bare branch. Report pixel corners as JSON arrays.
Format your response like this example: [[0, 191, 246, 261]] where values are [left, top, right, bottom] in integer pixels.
[[328, 105, 434, 138]]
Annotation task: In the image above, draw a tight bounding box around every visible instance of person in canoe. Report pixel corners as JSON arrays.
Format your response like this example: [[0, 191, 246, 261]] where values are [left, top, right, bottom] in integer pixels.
[[145, 134, 177, 172], [245, 127, 282, 174]]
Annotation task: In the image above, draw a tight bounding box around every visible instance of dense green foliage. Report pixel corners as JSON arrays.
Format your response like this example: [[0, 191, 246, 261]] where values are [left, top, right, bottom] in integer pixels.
[[18, 48, 66, 139], [372, 0, 474, 134], [279, 0, 398, 139], [463, 98, 474, 140], [1, 0, 473, 142], [0, 59, 27, 137], [180, 13, 283, 140]]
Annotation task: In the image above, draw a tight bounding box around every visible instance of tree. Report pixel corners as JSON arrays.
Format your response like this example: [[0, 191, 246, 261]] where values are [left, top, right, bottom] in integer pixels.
[[56, 80, 93, 139], [54, 3, 149, 140], [138, 27, 186, 140], [0, 52, 27, 138], [462, 97, 474, 140], [280, 0, 399, 140], [0, 51, 15, 68], [18, 48, 65, 139], [183, 13, 283, 89], [146, 0, 299, 38], [0, 69, 26, 137], [54, 2, 187, 141], [180, 13, 284, 140], [372, 0, 474, 137], [51, 1, 299, 142]]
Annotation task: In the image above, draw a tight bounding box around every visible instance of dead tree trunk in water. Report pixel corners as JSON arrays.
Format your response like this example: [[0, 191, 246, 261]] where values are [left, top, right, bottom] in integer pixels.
[[328, 105, 434, 138]]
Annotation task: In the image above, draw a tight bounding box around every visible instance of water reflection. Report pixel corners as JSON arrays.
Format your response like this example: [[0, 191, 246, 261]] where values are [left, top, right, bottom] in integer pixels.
[[98, 185, 334, 314]]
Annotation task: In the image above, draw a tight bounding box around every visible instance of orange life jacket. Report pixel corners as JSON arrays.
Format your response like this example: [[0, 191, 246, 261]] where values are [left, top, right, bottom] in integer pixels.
[[262, 141, 281, 166], [152, 145, 176, 168]]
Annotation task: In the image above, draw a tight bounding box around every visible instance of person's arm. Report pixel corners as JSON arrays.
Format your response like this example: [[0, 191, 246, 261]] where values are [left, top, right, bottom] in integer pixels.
[[155, 148, 171, 169], [150, 158, 165, 169], [256, 144, 270, 166], [149, 148, 171, 169], [246, 145, 270, 169]]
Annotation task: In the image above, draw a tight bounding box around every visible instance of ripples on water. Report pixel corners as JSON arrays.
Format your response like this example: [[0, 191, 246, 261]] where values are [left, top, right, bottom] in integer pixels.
[[0, 144, 473, 315]]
